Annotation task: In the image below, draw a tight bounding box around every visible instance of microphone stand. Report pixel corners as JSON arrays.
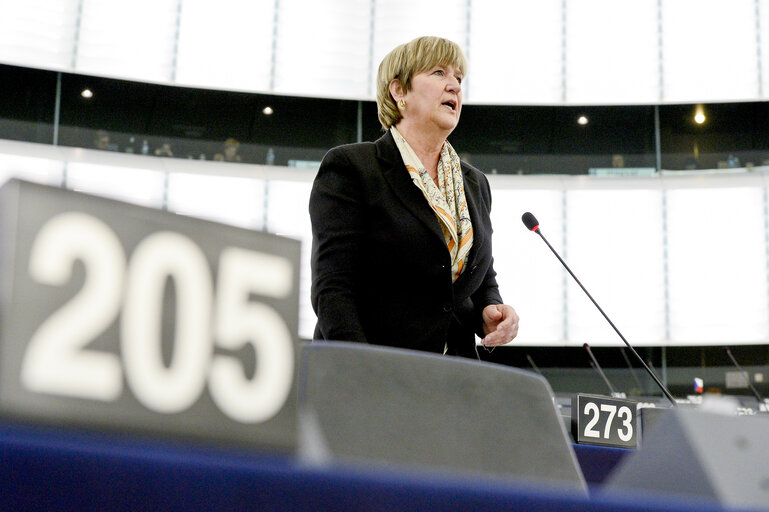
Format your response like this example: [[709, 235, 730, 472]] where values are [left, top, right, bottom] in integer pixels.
[[584, 343, 617, 395], [726, 347, 765, 406], [620, 347, 645, 395], [523, 212, 677, 407], [526, 354, 545, 378]]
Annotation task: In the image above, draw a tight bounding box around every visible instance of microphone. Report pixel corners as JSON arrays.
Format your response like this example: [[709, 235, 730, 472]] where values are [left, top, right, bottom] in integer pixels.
[[584, 343, 621, 397], [526, 353, 544, 378], [725, 347, 767, 410], [521, 211, 677, 407], [522, 212, 540, 232], [620, 347, 645, 395]]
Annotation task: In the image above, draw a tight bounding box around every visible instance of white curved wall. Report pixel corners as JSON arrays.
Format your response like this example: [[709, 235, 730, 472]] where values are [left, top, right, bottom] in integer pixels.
[[3, 139, 768, 347], [2, 0, 769, 104]]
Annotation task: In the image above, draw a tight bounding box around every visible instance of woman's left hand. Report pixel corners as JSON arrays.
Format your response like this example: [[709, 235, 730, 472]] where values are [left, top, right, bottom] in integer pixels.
[[481, 304, 519, 347]]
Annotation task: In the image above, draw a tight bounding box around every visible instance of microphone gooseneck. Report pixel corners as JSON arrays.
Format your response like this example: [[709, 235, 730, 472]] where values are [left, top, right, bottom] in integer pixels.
[[521, 212, 677, 407], [620, 347, 645, 394], [526, 353, 544, 377], [584, 343, 617, 395], [726, 347, 765, 405]]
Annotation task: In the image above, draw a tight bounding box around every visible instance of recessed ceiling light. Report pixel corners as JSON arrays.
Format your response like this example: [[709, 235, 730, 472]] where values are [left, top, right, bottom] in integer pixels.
[[81, 88, 93, 99], [262, 106, 274, 115], [694, 105, 706, 124], [577, 115, 588, 126]]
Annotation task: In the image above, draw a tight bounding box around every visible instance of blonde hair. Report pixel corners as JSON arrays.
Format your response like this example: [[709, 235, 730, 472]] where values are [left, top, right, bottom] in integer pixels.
[[376, 36, 468, 131]]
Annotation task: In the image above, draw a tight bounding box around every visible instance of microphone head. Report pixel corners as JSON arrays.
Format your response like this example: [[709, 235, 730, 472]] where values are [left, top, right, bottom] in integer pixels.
[[583, 343, 590, 350], [522, 212, 540, 232]]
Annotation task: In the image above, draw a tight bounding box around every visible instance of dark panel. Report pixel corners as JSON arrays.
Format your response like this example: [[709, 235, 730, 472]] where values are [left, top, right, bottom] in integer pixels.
[[300, 341, 587, 493], [604, 408, 769, 509]]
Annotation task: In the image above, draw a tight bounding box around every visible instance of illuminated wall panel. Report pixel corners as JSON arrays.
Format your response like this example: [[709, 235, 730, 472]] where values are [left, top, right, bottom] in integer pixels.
[[274, 0, 370, 98], [0, 0, 768, 104], [0, 153, 63, 186], [65, 162, 165, 208], [4, 141, 769, 347], [661, 0, 759, 102], [0, 0, 79, 70], [666, 187, 769, 344], [470, 0, 562, 104], [264, 180, 314, 340], [175, 0, 274, 91], [490, 184, 565, 344], [166, 172, 265, 230], [565, 188, 665, 346], [565, 0, 659, 103], [75, 0, 179, 83]]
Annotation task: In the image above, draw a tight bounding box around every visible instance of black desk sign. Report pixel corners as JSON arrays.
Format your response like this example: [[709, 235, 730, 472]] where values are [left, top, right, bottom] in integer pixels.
[[572, 393, 638, 448], [0, 179, 301, 452]]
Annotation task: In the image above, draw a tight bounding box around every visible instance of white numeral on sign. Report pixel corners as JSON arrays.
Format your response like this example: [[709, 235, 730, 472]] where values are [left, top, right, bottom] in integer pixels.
[[20, 212, 294, 424], [600, 404, 617, 438], [583, 402, 601, 438], [209, 247, 294, 423], [617, 405, 633, 442], [22, 213, 125, 401], [582, 400, 634, 442], [121, 231, 213, 414]]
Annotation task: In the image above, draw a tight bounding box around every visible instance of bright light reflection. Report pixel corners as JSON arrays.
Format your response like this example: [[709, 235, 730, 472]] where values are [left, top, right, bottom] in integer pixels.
[[667, 187, 768, 344], [490, 188, 565, 345], [167, 173, 264, 230], [266, 180, 314, 340], [65, 164, 165, 208], [566, 189, 665, 346]]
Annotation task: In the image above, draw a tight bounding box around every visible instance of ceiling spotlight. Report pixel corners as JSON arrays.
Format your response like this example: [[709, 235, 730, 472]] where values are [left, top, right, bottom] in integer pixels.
[[81, 88, 93, 99], [694, 105, 706, 125], [262, 106, 274, 115], [577, 115, 588, 126]]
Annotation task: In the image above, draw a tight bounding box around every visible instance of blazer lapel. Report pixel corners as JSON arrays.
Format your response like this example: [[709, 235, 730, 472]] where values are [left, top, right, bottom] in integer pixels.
[[461, 165, 485, 252], [450, 164, 485, 285], [376, 131, 446, 245]]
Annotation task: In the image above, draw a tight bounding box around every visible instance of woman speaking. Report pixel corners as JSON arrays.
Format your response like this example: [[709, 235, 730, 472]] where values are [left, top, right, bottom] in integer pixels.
[[310, 36, 519, 358]]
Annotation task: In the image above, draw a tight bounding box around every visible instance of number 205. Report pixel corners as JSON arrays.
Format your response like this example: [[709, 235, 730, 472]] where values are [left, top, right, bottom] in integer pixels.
[[19, 212, 295, 424]]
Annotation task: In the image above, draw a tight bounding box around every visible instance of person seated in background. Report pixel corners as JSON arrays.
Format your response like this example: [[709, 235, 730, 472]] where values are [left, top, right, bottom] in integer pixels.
[[93, 130, 117, 151], [684, 155, 700, 170], [214, 138, 243, 162], [309, 36, 519, 359], [154, 141, 174, 157]]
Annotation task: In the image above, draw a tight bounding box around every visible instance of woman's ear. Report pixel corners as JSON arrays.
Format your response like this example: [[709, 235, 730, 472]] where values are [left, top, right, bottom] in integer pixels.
[[389, 78, 404, 103]]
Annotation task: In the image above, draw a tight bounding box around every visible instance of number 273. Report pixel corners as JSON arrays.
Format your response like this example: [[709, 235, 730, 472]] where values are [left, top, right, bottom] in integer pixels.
[[583, 402, 633, 442]]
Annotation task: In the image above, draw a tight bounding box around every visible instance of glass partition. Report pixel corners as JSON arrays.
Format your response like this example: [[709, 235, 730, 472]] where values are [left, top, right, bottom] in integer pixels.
[[9, 63, 769, 176], [56, 72, 360, 167], [449, 105, 657, 175], [0, 65, 56, 144], [659, 102, 769, 170], [361, 102, 659, 175]]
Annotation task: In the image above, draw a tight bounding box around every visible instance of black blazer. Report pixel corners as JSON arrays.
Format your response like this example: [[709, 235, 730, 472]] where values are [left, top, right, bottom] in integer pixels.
[[309, 131, 503, 358]]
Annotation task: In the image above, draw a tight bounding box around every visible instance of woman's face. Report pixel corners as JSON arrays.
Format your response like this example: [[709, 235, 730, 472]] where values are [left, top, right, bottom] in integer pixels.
[[402, 64, 463, 136]]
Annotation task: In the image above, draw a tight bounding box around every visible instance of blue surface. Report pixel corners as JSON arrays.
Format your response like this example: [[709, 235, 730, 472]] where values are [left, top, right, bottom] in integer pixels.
[[572, 443, 633, 485], [0, 422, 757, 512]]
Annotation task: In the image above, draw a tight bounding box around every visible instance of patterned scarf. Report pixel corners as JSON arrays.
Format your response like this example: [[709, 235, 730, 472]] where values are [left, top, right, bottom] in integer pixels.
[[391, 126, 474, 282]]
